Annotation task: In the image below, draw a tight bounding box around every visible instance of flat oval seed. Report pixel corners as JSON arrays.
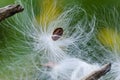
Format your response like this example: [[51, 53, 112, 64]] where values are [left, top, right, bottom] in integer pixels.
[[52, 28, 63, 41]]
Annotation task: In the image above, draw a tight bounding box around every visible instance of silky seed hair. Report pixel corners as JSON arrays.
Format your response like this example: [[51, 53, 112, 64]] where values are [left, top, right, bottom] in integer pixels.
[[0, 0, 114, 80]]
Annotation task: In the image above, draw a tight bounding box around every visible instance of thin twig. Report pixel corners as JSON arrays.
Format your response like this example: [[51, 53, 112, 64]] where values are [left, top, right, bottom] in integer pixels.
[[82, 63, 111, 80], [0, 4, 24, 22]]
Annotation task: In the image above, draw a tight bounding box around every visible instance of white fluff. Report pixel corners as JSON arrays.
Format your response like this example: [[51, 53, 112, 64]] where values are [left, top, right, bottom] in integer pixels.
[[48, 58, 100, 80]]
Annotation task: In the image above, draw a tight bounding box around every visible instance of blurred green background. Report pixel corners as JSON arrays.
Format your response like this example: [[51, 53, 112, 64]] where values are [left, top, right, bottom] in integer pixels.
[[0, 0, 120, 14], [0, 0, 14, 7], [0, 0, 120, 8]]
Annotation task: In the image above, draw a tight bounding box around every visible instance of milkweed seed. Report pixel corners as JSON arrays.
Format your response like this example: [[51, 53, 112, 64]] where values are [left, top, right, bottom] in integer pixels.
[[52, 28, 63, 41]]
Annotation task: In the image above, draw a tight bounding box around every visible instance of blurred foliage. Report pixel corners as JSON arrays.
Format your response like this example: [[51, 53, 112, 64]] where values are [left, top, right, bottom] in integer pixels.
[[98, 27, 120, 52], [0, 0, 14, 7]]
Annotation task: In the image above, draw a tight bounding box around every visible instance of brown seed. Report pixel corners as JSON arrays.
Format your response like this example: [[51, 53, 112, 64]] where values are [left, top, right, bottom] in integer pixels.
[[52, 28, 63, 41]]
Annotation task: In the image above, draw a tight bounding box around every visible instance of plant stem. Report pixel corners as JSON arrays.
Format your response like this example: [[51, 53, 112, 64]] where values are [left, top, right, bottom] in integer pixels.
[[0, 4, 24, 22]]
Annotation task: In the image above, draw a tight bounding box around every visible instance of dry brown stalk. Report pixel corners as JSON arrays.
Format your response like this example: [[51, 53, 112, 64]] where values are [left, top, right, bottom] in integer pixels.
[[0, 4, 24, 22], [82, 63, 111, 80]]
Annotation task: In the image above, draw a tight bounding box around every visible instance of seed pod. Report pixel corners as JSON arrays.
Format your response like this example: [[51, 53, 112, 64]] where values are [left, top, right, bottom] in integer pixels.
[[52, 28, 63, 41]]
